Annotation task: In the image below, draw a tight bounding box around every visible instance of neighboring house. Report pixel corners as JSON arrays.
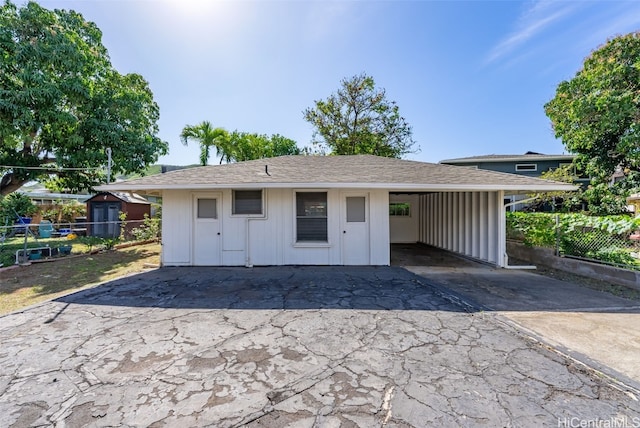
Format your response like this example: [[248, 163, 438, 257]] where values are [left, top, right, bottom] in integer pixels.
[[86, 192, 151, 238], [439, 151, 577, 177], [97, 155, 574, 268], [24, 191, 90, 205], [19, 187, 91, 226], [626, 193, 640, 215], [440, 151, 588, 209]]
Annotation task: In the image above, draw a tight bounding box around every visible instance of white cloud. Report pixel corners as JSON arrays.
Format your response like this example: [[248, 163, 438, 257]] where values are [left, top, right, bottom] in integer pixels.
[[484, 0, 578, 66], [577, 2, 640, 53]]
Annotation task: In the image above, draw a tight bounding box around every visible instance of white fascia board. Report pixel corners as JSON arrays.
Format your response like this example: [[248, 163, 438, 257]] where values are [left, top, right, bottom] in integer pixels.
[[97, 182, 578, 193]]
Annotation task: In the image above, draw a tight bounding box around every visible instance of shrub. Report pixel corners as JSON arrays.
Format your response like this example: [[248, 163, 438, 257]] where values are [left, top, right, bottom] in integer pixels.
[[507, 211, 640, 268], [588, 246, 638, 267], [506, 212, 556, 247], [130, 214, 161, 241], [0, 192, 37, 222]]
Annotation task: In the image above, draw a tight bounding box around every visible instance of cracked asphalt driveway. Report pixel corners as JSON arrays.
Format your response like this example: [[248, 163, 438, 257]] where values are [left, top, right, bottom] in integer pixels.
[[1, 266, 639, 427]]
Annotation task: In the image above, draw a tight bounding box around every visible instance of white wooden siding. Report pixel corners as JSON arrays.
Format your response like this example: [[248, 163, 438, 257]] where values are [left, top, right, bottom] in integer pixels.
[[163, 187, 505, 267], [389, 194, 419, 243], [161, 188, 389, 266], [369, 190, 390, 264], [161, 190, 191, 266], [418, 191, 504, 267]]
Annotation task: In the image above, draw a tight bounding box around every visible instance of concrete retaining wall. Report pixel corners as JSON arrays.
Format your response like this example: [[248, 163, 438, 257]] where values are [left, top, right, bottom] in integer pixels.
[[507, 240, 640, 292]]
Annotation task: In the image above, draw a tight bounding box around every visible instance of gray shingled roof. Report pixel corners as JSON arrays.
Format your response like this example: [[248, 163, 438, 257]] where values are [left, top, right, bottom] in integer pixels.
[[97, 155, 576, 193], [440, 153, 576, 163]]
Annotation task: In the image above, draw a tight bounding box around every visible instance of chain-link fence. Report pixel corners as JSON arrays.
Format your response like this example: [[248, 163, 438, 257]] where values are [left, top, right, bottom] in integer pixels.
[[507, 213, 640, 271], [559, 225, 639, 269], [0, 218, 160, 266]]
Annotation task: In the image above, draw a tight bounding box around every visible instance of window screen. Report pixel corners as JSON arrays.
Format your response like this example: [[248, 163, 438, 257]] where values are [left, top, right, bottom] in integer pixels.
[[233, 190, 262, 215], [296, 192, 327, 241], [197, 198, 217, 218], [346, 197, 365, 222]]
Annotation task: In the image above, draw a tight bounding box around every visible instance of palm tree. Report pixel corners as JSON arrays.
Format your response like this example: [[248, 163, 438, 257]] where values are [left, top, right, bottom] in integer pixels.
[[180, 121, 230, 165]]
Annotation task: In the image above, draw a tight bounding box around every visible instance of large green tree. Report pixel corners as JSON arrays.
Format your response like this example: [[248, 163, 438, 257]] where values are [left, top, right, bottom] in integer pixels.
[[545, 32, 640, 213], [527, 164, 584, 212], [0, 1, 167, 196], [303, 73, 416, 157], [180, 121, 299, 165], [226, 131, 300, 162]]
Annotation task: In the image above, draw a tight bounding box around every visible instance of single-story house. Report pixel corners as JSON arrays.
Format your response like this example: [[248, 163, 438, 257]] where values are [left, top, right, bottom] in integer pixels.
[[97, 155, 575, 267]]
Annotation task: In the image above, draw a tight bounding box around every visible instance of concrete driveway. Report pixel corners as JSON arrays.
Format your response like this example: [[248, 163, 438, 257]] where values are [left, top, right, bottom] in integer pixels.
[[407, 263, 640, 390], [1, 266, 639, 427]]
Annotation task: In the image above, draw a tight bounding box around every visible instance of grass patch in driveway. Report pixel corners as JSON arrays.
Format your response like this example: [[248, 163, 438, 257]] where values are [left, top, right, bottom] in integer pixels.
[[0, 242, 160, 315]]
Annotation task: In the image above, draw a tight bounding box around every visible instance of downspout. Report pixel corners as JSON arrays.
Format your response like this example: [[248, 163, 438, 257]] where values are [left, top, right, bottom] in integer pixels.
[[245, 190, 269, 268], [245, 218, 252, 267], [502, 196, 539, 270]]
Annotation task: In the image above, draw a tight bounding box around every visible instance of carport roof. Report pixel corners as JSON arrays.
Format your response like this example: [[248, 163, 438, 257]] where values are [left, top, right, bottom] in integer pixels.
[[97, 155, 577, 193]]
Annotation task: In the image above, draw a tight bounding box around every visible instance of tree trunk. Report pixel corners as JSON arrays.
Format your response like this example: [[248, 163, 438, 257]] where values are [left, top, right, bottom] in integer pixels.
[[0, 173, 28, 196]]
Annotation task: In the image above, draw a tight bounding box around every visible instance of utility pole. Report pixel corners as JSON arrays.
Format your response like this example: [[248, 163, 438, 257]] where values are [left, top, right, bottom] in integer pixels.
[[106, 147, 112, 183]]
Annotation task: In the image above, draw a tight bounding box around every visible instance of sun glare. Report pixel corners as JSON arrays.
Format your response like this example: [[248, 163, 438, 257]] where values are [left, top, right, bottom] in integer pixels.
[[162, 0, 231, 21]]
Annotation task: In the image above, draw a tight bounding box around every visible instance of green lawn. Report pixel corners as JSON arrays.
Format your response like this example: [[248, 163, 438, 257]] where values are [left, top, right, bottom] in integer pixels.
[[0, 242, 161, 315]]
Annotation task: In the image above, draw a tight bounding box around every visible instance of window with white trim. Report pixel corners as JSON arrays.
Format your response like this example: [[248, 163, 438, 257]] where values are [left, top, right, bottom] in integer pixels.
[[197, 199, 217, 219], [515, 163, 537, 172], [296, 192, 327, 242], [233, 190, 263, 215]]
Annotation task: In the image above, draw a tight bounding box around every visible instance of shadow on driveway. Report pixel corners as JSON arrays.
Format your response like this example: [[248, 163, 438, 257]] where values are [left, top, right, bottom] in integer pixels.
[[56, 266, 475, 312]]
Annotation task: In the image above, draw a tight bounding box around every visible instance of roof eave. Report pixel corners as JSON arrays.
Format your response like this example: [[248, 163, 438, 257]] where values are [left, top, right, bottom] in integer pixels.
[[97, 182, 578, 193]]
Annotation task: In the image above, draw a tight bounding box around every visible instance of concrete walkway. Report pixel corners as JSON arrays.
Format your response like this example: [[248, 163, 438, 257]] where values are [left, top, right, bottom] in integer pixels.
[[406, 263, 640, 389], [1, 266, 639, 427]]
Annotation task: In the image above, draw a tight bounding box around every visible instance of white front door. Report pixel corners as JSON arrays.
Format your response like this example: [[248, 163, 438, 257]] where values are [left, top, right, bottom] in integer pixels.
[[192, 193, 221, 265], [341, 193, 370, 265]]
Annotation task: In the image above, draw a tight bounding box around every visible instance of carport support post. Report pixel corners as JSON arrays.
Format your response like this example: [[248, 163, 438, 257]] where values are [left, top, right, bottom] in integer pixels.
[[498, 191, 506, 268], [502, 195, 539, 269]]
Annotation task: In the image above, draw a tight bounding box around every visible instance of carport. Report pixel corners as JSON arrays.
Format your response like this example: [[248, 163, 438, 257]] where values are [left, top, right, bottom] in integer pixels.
[[390, 190, 523, 267]]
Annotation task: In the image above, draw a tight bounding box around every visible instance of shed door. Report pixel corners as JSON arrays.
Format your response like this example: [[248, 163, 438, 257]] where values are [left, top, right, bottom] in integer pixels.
[[91, 202, 121, 238], [341, 194, 369, 265], [192, 194, 221, 265]]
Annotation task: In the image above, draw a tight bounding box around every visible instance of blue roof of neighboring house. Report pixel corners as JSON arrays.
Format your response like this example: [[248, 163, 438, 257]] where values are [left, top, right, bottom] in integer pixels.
[[440, 152, 575, 164]]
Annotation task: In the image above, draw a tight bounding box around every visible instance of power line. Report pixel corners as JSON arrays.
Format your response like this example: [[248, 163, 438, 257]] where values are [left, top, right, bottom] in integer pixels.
[[0, 165, 103, 171]]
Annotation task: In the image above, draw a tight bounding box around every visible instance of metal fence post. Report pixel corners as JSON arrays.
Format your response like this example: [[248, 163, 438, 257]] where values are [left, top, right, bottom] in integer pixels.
[[555, 214, 560, 257]]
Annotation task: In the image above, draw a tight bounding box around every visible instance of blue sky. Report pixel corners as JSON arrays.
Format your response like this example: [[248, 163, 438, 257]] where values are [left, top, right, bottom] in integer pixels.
[[35, 0, 640, 166]]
